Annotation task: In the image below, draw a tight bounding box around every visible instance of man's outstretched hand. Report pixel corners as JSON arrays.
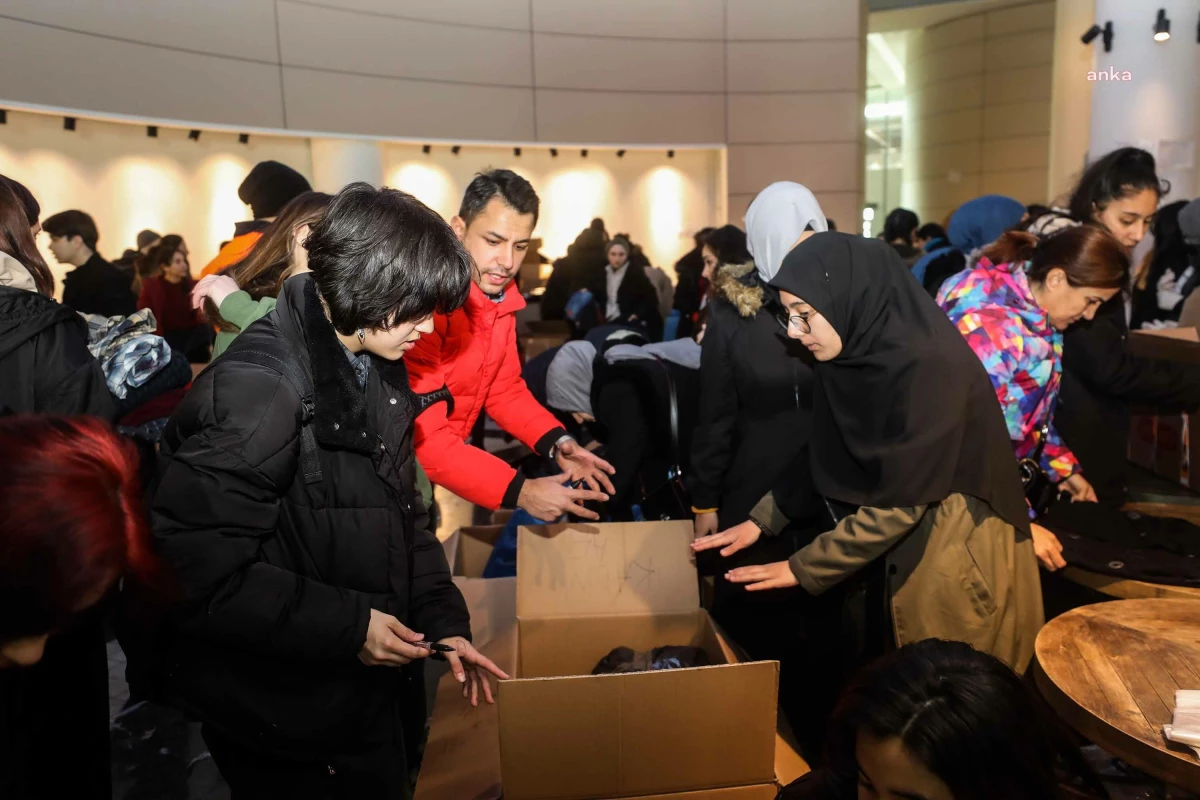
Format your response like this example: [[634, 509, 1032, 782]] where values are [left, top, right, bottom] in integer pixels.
[[556, 438, 616, 495]]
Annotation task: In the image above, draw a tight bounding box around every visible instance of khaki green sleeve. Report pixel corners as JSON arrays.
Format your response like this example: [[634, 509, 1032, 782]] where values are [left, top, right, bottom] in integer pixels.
[[748, 491, 790, 537], [218, 291, 277, 333], [788, 504, 928, 595]]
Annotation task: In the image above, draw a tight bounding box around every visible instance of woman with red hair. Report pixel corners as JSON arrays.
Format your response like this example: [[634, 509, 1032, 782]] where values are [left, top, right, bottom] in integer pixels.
[[0, 415, 157, 798]]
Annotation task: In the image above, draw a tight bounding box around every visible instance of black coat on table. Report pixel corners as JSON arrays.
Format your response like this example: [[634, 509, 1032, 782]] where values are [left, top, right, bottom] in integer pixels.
[[145, 275, 470, 788], [61, 252, 135, 318], [0, 283, 115, 800], [689, 262, 817, 527], [1058, 296, 1200, 504]]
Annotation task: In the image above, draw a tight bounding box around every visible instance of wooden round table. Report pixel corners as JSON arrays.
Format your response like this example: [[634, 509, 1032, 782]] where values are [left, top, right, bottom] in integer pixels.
[[1034, 599, 1200, 790]]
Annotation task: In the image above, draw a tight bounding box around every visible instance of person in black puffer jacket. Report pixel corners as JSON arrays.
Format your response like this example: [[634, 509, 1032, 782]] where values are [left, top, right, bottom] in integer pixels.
[[142, 185, 506, 799]]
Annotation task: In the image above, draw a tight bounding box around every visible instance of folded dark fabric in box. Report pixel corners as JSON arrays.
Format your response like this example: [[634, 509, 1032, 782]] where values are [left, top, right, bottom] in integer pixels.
[[591, 646, 710, 675]]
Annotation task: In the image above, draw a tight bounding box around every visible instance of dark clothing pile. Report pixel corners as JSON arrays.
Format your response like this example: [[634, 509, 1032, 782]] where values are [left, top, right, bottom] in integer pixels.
[[690, 262, 817, 527], [591, 646, 710, 675], [1041, 500, 1200, 587], [1058, 296, 1200, 503], [61, 252, 136, 319], [141, 275, 470, 792]]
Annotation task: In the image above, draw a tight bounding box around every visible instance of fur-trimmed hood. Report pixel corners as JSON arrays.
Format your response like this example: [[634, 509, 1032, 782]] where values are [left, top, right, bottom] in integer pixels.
[[711, 261, 764, 318]]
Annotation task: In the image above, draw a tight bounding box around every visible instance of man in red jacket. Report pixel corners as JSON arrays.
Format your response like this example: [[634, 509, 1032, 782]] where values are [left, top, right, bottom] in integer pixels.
[[406, 170, 614, 518]]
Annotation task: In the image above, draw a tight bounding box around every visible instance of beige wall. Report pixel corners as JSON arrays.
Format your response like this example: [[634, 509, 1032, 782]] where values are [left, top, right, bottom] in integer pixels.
[[0, 110, 722, 294], [0, 0, 864, 232], [903, 1, 1055, 225]]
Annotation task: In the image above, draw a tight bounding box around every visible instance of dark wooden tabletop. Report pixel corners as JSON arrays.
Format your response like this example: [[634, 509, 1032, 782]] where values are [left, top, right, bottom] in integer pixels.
[[1034, 599, 1200, 790]]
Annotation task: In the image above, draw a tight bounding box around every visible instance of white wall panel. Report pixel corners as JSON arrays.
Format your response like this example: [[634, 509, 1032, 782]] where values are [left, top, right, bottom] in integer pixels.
[[535, 90, 725, 145], [531, 0, 724, 39], [534, 33, 721, 92]]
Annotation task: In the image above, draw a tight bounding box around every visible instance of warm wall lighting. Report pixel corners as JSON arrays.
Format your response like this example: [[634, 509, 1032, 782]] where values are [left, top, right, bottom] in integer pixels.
[[63, 117, 76, 131], [646, 166, 684, 265], [389, 162, 455, 221], [1155, 9, 1171, 41], [541, 167, 612, 257]]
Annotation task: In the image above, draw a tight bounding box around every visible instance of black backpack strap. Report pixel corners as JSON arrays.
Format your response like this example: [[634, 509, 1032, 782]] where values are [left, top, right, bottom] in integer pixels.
[[210, 348, 323, 485]]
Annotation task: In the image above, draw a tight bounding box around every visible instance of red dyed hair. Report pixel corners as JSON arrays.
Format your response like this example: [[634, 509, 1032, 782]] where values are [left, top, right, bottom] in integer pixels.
[[0, 415, 158, 641]]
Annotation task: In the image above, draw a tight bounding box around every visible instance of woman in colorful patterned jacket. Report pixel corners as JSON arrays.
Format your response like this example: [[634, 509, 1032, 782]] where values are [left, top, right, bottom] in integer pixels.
[[937, 225, 1129, 571]]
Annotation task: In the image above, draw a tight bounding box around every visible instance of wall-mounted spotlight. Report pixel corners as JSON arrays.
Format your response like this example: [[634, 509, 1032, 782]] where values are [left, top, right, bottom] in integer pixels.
[[514, 147, 521, 157], [238, 133, 250, 144], [581, 149, 588, 158], [1196, 10, 1200, 42], [451, 145, 461, 155], [616, 149, 626, 158], [63, 116, 76, 131], [1154, 8, 1171, 42], [188, 129, 201, 141], [146, 125, 158, 138], [550, 148, 558, 157], [1082, 21, 1114, 52], [422, 144, 431, 154], [667, 149, 676, 158], [0, 110, 9, 125]]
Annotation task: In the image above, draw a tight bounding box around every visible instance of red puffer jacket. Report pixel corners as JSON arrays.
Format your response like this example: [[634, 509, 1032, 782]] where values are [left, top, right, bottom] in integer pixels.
[[407, 282, 566, 510]]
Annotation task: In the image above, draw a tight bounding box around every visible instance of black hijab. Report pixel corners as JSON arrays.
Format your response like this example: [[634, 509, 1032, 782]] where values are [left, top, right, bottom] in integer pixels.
[[769, 232, 1029, 533]]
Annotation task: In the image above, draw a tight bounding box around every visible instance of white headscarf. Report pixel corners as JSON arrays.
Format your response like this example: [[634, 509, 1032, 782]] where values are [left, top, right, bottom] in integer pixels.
[[744, 182, 827, 282]]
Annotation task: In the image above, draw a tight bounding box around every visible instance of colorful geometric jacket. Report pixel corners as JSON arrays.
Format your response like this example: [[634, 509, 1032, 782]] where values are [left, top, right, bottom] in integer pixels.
[[937, 257, 1081, 488]]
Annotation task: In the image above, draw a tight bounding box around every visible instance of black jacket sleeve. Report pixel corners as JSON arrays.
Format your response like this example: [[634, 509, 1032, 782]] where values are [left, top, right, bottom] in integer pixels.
[[540, 262, 571, 321], [688, 302, 739, 510], [35, 316, 116, 420], [1063, 301, 1200, 411], [406, 482, 472, 644], [151, 363, 371, 661]]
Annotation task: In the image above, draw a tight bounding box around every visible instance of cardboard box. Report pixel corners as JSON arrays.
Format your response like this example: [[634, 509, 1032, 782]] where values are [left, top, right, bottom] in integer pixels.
[[497, 522, 779, 800], [441, 525, 515, 651]]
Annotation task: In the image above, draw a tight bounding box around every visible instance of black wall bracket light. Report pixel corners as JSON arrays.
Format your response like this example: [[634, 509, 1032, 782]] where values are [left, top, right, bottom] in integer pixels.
[[1154, 8, 1171, 42], [1082, 20, 1114, 52]]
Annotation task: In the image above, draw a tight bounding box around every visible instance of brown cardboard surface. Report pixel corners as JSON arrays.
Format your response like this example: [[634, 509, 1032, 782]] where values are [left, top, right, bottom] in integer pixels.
[[516, 522, 698, 619], [455, 576, 515, 652], [498, 660, 777, 800], [441, 525, 504, 578]]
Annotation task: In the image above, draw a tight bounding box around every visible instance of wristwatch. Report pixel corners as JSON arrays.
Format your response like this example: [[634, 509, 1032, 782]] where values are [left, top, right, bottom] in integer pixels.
[[548, 435, 574, 461]]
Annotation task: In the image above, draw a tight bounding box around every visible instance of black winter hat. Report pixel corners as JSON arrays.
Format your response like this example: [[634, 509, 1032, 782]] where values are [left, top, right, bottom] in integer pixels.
[[238, 161, 311, 219]]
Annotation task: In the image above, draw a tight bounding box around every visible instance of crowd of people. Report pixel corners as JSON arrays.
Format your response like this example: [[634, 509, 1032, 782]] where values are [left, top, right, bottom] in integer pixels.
[[1, 143, 1199, 799]]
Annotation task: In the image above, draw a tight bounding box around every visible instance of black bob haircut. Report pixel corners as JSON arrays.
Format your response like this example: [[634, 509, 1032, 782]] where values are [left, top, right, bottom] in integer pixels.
[[882, 207, 919, 244], [306, 183, 471, 335], [457, 169, 540, 228], [1068, 147, 1169, 223], [42, 209, 99, 250]]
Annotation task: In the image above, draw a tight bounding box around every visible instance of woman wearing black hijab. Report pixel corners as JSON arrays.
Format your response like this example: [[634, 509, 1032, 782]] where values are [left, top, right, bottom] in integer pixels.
[[693, 232, 1043, 672]]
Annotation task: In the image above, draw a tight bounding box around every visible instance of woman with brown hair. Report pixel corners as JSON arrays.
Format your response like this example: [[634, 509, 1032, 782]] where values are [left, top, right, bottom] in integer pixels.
[[937, 225, 1130, 571], [191, 191, 331, 359], [0, 179, 112, 418], [137, 240, 212, 361]]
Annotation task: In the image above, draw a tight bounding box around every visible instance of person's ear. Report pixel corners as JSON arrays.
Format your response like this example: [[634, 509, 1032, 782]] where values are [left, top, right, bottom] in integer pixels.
[[1048, 267, 1066, 289], [450, 216, 467, 242]]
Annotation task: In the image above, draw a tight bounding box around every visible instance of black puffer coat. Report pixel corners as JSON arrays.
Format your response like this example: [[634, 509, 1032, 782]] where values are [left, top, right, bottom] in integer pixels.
[[146, 276, 470, 780], [689, 263, 817, 527], [0, 284, 114, 418]]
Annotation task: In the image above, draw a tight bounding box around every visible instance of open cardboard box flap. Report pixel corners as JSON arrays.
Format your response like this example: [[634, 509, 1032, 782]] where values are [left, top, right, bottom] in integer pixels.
[[497, 522, 779, 800], [516, 521, 699, 618]]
